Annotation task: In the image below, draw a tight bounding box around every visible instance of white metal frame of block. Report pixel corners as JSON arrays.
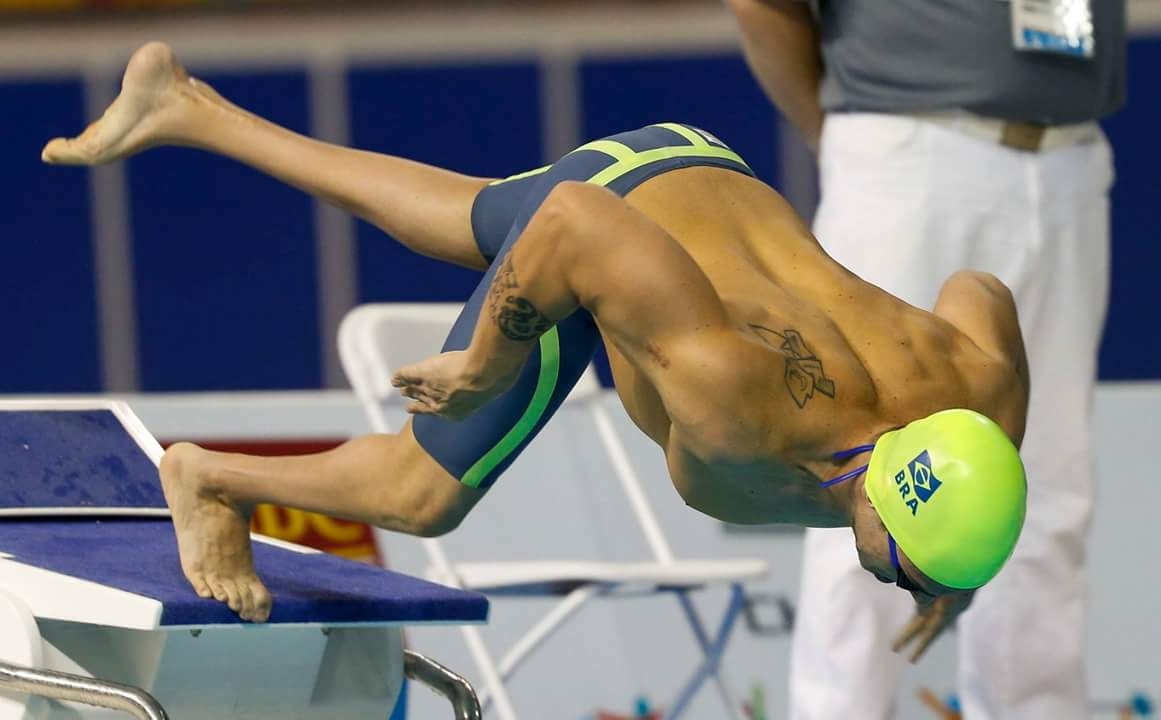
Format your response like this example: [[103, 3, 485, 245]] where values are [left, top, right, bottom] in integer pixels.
[[0, 400, 482, 720]]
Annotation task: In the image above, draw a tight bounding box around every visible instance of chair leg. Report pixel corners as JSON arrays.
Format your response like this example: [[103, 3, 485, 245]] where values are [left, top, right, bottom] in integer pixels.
[[662, 585, 747, 720], [706, 587, 747, 718], [496, 586, 601, 682], [476, 586, 601, 715], [460, 625, 519, 720]]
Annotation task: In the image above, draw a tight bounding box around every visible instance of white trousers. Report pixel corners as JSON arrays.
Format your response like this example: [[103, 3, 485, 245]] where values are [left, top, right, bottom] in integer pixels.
[[788, 113, 1114, 720]]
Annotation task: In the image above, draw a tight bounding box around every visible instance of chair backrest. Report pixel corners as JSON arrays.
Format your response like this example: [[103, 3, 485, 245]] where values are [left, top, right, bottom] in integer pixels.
[[338, 303, 675, 566]]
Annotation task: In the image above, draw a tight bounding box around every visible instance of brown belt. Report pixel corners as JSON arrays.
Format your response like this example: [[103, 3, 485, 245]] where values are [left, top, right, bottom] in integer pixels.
[[915, 112, 1100, 153], [999, 121, 1049, 152]]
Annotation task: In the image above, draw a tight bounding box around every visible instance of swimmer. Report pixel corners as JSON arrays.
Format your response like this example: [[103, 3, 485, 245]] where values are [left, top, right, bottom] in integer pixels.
[[43, 43, 1028, 662]]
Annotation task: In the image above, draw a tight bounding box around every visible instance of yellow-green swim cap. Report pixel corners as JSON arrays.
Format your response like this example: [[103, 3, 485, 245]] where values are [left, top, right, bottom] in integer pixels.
[[864, 409, 1027, 590]]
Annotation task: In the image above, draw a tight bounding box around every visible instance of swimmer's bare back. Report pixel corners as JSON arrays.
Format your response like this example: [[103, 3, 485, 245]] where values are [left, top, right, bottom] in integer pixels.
[[594, 166, 1031, 526]]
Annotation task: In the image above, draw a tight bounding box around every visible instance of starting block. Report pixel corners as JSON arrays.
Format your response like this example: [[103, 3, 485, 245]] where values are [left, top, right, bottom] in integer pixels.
[[0, 400, 489, 719]]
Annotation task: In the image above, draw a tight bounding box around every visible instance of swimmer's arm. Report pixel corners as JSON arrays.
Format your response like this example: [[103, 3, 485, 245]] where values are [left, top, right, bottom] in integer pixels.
[[454, 182, 618, 379], [397, 182, 763, 442], [933, 271, 1030, 443], [395, 184, 619, 405], [463, 181, 738, 387], [727, 0, 823, 151]]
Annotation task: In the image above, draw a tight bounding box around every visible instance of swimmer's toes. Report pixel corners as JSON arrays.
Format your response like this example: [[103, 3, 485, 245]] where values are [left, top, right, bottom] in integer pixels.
[[250, 580, 272, 623], [41, 137, 89, 165], [43, 43, 191, 168], [207, 577, 229, 604], [221, 579, 246, 616], [223, 583, 242, 614], [185, 568, 213, 598], [233, 582, 253, 621]]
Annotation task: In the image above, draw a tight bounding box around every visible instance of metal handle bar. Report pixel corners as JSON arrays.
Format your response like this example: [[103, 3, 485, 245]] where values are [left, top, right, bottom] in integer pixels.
[[0, 660, 168, 720]]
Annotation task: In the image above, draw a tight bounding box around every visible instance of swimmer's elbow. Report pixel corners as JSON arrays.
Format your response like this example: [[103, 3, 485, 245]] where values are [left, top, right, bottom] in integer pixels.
[[952, 270, 1016, 306], [538, 181, 582, 218], [980, 274, 1017, 311], [539, 182, 621, 231], [724, 0, 758, 19], [530, 182, 611, 252], [725, 0, 788, 23]]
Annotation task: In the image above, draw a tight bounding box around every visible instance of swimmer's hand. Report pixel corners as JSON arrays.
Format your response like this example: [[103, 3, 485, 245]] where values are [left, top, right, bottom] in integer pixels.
[[392, 350, 522, 420], [892, 590, 974, 663]]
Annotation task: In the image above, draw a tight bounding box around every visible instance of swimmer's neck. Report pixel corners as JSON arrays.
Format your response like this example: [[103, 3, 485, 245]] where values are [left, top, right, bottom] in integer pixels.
[[786, 456, 864, 528], [821, 459, 866, 528], [781, 426, 899, 527]]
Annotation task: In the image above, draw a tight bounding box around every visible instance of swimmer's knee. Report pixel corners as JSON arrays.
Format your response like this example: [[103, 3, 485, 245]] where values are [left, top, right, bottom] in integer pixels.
[[372, 468, 475, 538], [334, 432, 479, 537], [394, 478, 478, 537], [409, 500, 469, 538], [396, 461, 475, 538]]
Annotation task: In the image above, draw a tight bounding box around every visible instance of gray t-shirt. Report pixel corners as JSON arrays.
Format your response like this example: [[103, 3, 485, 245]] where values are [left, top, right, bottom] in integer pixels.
[[817, 0, 1126, 124]]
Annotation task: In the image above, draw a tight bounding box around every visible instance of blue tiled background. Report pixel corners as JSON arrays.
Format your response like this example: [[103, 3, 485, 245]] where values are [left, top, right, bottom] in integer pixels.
[[3, 41, 1158, 392]]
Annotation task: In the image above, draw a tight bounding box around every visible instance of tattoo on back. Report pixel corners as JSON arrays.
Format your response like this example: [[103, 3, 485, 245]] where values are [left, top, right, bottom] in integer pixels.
[[749, 324, 837, 409], [488, 256, 553, 341]]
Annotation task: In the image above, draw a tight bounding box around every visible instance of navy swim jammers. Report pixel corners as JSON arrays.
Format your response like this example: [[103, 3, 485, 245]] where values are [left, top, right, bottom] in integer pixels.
[[412, 123, 755, 489]]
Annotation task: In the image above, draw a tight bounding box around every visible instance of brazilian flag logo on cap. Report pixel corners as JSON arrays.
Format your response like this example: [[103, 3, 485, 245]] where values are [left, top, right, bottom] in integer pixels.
[[908, 450, 942, 504]]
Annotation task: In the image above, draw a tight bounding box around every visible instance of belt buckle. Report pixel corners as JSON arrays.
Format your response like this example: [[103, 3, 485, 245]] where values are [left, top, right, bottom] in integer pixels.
[[1000, 122, 1047, 152]]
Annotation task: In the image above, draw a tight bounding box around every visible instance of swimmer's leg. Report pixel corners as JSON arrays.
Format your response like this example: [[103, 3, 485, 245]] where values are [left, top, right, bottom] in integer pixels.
[[159, 196, 600, 622], [41, 42, 491, 270], [154, 162, 601, 623], [160, 422, 484, 623]]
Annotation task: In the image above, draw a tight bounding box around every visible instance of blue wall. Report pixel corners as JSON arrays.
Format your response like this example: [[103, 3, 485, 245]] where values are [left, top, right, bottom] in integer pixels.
[[349, 61, 543, 307], [0, 79, 101, 393], [129, 70, 320, 391], [3, 39, 1159, 393], [1100, 38, 1161, 380]]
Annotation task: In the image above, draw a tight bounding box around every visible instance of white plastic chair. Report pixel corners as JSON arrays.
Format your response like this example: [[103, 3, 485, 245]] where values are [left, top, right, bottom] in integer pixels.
[[338, 303, 769, 720]]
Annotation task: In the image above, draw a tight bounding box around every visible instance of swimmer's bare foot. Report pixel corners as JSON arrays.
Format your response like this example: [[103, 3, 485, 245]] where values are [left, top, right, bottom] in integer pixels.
[[159, 442, 272, 623], [41, 41, 207, 165]]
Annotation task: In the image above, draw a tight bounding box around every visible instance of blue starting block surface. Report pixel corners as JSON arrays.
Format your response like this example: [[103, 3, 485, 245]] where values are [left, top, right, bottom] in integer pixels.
[[0, 403, 488, 627], [0, 518, 488, 626], [0, 408, 165, 514]]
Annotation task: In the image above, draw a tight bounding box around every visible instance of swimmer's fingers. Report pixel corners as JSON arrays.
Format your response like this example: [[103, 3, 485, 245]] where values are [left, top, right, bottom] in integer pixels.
[[392, 371, 440, 412], [392, 351, 493, 419], [391, 369, 423, 389], [891, 612, 929, 661], [892, 592, 972, 663], [405, 397, 442, 415], [905, 616, 943, 663], [395, 382, 452, 416], [396, 382, 451, 416], [391, 358, 446, 400], [396, 383, 429, 403]]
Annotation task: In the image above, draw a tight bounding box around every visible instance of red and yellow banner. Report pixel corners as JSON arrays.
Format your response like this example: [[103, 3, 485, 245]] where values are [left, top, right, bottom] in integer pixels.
[[251, 502, 380, 563]]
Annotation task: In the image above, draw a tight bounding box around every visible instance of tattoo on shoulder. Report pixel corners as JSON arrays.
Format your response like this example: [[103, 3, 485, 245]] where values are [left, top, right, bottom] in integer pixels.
[[749, 324, 837, 409], [488, 256, 553, 341]]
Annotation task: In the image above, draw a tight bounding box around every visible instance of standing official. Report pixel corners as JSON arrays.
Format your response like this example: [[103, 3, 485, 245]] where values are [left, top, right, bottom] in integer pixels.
[[726, 1, 1125, 718]]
